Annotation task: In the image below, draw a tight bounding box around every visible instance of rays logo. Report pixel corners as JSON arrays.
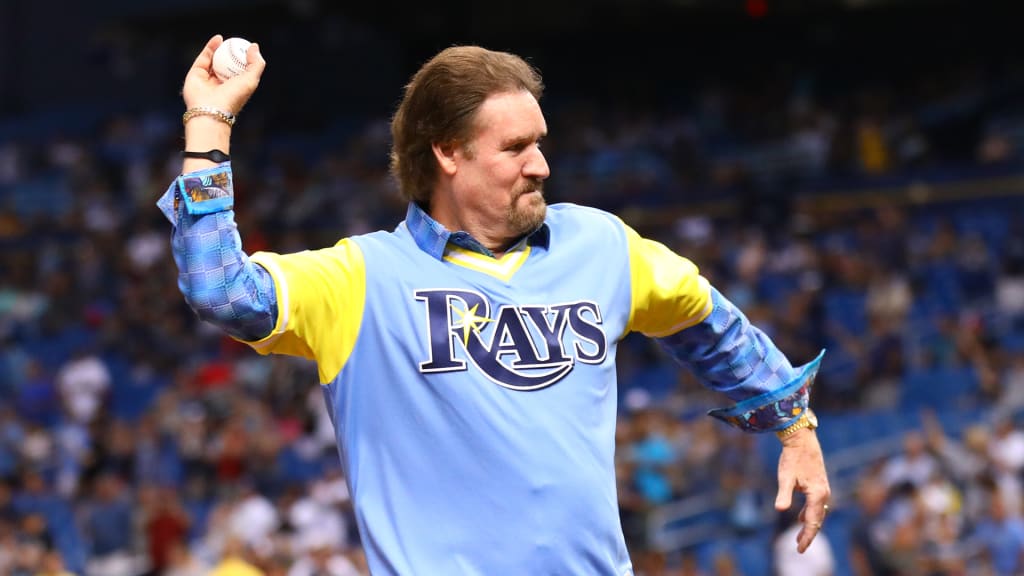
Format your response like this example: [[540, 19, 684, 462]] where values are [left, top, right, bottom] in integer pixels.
[[415, 289, 607, 391]]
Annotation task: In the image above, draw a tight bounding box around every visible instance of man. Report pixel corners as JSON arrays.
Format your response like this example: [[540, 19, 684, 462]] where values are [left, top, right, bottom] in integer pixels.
[[158, 35, 830, 575]]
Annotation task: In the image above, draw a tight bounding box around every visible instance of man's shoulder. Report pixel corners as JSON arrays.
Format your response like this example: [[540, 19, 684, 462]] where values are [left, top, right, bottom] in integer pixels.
[[545, 202, 622, 231], [342, 225, 407, 248], [339, 223, 435, 268]]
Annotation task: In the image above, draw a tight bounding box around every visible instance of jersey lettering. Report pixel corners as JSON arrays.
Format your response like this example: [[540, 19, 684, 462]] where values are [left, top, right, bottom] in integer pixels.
[[415, 289, 607, 390]]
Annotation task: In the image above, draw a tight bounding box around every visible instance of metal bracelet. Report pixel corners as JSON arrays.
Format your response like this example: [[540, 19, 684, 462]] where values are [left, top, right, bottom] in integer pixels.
[[182, 106, 237, 126]]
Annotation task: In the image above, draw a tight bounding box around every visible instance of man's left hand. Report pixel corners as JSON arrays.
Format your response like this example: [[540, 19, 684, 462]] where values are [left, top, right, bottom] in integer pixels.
[[774, 428, 831, 553]]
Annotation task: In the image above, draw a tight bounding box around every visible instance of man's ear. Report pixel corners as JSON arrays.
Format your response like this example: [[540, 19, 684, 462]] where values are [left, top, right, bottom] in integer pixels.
[[432, 141, 458, 176]]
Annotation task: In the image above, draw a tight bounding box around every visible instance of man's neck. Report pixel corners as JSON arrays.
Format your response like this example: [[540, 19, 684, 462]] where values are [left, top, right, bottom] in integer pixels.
[[425, 204, 517, 258]]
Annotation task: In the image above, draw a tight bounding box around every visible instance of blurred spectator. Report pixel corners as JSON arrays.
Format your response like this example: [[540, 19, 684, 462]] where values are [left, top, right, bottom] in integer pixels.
[[209, 537, 263, 576], [15, 360, 59, 427], [18, 424, 54, 472], [710, 552, 741, 576], [989, 417, 1024, 475], [881, 431, 939, 490], [87, 420, 138, 485], [849, 480, 896, 576], [679, 551, 707, 576], [287, 481, 349, 559], [999, 356, 1024, 416], [922, 412, 993, 527], [916, 470, 964, 570], [81, 473, 136, 576], [163, 541, 208, 576], [36, 549, 76, 576], [15, 513, 54, 574], [968, 486, 1024, 576], [287, 535, 360, 576], [56, 348, 110, 426], [0, 519, 17, 574], [143, 486, 191, 575], [627, 409, 680, 505], [227, 481, 280, 555], [995, 251, 1024, 321]]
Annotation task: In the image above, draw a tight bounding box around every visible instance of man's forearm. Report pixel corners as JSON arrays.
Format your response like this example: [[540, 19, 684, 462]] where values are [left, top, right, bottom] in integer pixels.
[[171, 209, 277, 341], [159, 164, 278, 342], [658, 287, 823, 432], [183, 115, 232, 173]]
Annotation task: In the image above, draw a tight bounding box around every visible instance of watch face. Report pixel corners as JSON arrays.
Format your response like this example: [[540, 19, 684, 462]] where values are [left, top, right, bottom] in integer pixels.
[[806, 409, 818, 428]]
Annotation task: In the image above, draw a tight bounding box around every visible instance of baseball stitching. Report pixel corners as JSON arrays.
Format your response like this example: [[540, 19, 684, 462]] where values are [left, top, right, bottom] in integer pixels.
[[229, 42, 246, 73]]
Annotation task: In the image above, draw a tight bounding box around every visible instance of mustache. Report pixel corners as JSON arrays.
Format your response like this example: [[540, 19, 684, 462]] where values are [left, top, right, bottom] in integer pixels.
[[514, 179, 545, 198]]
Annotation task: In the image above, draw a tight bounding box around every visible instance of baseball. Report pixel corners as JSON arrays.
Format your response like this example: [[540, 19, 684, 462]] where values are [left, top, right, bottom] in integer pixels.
[[212, 37, 251, 81]]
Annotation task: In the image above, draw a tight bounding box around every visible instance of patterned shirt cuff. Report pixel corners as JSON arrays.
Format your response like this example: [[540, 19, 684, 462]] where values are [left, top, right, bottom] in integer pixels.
[[707, 349, 825, 432], [156, 162, 234, 224]]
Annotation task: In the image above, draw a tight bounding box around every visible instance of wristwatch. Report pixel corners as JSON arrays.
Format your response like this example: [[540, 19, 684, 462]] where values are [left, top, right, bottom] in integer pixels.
[[776, 409, 818, 440]]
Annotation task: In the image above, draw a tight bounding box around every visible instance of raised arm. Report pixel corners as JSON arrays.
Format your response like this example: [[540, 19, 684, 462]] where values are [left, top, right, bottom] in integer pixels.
[[159, 36, 366, 380], [181, 35, 265, 173], [156, 36, 277, 341]]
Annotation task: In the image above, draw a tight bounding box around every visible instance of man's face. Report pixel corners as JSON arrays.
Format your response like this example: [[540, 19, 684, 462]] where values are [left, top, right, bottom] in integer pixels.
[[452, 90, 550, 238]]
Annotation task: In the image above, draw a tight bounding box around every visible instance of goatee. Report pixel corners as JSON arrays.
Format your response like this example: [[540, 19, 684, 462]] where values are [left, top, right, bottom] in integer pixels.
[[508, 180, 547, 234]]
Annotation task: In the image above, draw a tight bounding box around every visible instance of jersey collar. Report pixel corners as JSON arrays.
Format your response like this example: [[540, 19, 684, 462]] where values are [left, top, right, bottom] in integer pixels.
[[405, 202, 550, 261]]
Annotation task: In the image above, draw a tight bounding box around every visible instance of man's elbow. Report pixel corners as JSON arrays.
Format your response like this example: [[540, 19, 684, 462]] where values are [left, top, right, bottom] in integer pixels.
[[182, 284, 276, 341], [180, 286, 232, 326]]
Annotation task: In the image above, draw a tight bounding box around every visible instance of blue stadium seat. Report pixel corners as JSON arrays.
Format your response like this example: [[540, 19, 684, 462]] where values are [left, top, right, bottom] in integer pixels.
[[900, 367, 980, 410]]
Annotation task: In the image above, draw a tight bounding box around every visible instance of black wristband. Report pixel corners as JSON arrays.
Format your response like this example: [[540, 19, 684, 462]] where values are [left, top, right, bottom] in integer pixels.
[[182, 149, 231, 163]]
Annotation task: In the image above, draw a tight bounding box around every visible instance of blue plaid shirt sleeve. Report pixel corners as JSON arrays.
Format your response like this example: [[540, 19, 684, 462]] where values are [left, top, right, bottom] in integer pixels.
[[657, 287, 824, 432], [157, 163, 278, 342]]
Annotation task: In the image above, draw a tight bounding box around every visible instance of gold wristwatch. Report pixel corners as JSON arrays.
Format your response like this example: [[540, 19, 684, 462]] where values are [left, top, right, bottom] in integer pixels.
[[776, 409, 818, 440]]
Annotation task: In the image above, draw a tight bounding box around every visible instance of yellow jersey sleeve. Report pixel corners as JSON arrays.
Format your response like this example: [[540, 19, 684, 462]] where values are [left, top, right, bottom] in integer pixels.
[[622, 220, 713, 338], [246, 238, 367, 383]]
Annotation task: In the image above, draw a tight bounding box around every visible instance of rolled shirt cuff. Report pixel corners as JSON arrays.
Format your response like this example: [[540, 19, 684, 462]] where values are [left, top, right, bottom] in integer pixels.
[[156, 161, 233, 224], [707, 349, 825, 432]]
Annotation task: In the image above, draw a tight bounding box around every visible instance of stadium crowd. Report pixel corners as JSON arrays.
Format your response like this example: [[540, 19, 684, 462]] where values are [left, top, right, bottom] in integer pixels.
[[2, 21, 1024, 576]]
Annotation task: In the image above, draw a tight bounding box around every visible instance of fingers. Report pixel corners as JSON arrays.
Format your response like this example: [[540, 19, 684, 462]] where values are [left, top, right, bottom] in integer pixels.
[[183, 36, 264, 112], [191, 35, 224, 72], [796, 525, 815, 553], [795, 497, 830, 553], [246, 43, 266, 68], [774, 471, 795, 511], [777, 423, 831, 553], [218, 43, 266, 105], [241, 43, 267, 84]]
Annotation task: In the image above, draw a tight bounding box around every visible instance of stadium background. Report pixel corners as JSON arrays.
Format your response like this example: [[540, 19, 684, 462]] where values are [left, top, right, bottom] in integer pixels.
[[2, 0, 1024, 574]]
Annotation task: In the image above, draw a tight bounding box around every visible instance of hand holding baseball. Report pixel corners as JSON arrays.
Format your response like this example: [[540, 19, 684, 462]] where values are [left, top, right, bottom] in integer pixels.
[[212, 37, 251, 82], [182, 34, 266, 115]]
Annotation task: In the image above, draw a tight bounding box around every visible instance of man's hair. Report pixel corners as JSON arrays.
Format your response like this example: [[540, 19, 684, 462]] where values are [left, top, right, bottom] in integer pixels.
[[389, 46, 544, 205]]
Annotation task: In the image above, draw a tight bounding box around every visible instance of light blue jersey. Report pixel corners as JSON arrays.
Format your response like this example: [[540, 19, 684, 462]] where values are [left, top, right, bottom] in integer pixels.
[[349, 206, 635, 575], [255, 205, 638, 574], [161, 164, 822, 575]]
